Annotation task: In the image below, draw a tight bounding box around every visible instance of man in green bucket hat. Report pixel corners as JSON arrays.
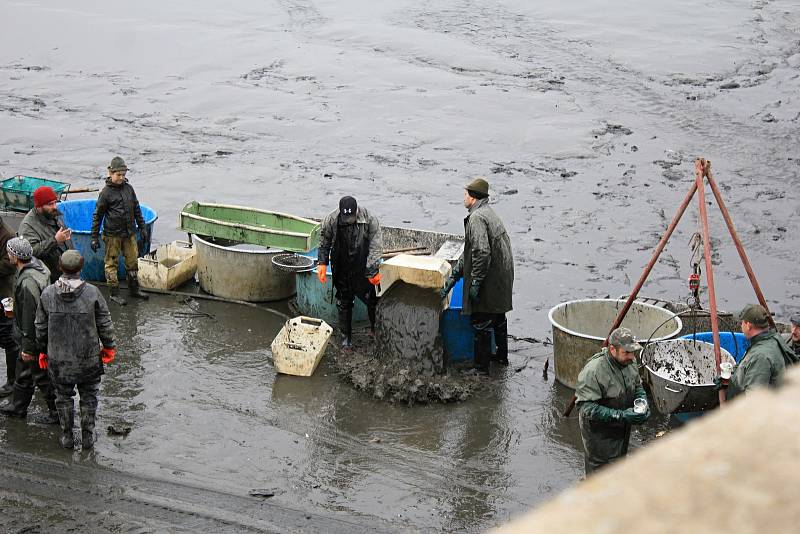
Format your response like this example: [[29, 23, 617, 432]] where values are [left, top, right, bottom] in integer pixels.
[[90, 156, 150, 305]]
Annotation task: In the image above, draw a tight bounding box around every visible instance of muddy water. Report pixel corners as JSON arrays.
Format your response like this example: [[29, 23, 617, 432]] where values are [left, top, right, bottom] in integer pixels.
[[1, 0, 799, 531], [376, 281, 445, 373]]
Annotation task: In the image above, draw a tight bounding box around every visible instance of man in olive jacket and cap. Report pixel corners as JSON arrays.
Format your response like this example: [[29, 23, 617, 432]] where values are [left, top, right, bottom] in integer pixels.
[[441, 178, 514, 375], [0, 217, 21, 397], [575, 327, 650, 475], [785, 313, 800, 357], [18, 185, 74, 284], [725, 304, 796, 400], [317, 196, 382, 350], [36, 250, 116, 449], [91, 156, 149, 305], [0, 237, 55, 422]]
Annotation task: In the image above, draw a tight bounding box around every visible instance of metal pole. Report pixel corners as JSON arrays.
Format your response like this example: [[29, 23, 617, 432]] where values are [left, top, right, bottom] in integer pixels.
[[695, 159, 726, 406], [563, 178, 698, 417], [704, 162, 776, 329]]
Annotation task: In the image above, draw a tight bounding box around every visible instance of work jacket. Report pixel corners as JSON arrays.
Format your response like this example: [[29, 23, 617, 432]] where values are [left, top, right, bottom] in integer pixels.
[[19, 208, 74, 284], [727, 331, 790, 399], [576, 349, 642, 473], [12, 259, 50, 355], [317, 207, 382, 278], [35, 276, 115, 385], [453, 198, 514, 315], [0, 218, 17, 299], [91, 178, 146, 239], [782, 332, 800, 362]]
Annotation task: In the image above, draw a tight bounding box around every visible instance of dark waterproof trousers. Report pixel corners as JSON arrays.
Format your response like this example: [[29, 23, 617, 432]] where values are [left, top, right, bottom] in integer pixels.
[[334, 266, 378, 340], [579, 412, 632, 475], [4, 356, 55, 415], [470, 312, 508, 371], [0, 314, 19, 386], [54, 380, 101, 416]]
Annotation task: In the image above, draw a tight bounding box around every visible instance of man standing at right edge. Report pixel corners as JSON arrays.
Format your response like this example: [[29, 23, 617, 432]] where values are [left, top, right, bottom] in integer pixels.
[[441, 177, 514, 375]]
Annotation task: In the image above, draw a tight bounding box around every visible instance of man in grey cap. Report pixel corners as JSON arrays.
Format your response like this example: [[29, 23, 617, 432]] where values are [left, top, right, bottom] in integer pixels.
[[784, 314, 800, 357], [725, 304, 796, 400], [36, 250, 115, 449], [440, 177, 514, 375], [0, 237, 56, 422], [575, 327, 650, 475]]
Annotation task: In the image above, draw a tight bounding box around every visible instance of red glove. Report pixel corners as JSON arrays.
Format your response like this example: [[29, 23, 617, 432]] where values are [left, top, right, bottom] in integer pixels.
[[368, 273, 382, 286], [317, 264, 327, 284], [100, 347, 116, 364], [38, 353, 48, 370]]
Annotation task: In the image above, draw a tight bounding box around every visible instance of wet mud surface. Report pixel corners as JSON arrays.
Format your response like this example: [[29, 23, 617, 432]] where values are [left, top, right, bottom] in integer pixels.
[[2, 0, 799, 532], [330, 333, 483, 404]]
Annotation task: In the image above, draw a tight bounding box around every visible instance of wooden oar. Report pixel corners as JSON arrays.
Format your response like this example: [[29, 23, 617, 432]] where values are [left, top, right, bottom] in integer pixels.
[[64, 187, 100, 195], [382, 246, 427, 254]]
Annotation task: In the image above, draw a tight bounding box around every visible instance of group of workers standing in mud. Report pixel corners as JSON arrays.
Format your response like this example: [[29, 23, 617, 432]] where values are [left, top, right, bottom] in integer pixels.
[[312, 173, 800, 476], [0, 157, 148, 450], [316, 177, 515, 376], [0, 158, 797, 476]]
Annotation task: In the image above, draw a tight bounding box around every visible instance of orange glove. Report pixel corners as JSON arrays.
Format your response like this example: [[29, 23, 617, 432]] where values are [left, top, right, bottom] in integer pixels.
[[368, 273, 382, 286], [38, 353, 48, 370], [100, 347, 116, 364], [317, 264, 327, 284]]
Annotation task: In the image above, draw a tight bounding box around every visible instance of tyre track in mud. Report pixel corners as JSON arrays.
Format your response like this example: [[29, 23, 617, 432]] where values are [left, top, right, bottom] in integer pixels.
[[392, 0, 799, 301], [401, 0, 799, 155], [0, 449, 392, 533]]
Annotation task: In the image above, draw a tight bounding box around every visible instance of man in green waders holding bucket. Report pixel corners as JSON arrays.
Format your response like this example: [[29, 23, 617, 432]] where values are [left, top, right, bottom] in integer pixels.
[[575, 327, 650, 475]]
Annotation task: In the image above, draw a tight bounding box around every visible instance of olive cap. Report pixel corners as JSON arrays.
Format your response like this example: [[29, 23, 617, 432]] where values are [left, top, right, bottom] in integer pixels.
[[108, 157, 128, 172], [736, 304, 770, 328], [465, 177, 489, 198], [59, 250, 84, 274]]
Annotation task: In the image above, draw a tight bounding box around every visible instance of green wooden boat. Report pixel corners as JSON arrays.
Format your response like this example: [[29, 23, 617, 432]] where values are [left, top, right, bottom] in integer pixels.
[[179, 201, 321, 253]]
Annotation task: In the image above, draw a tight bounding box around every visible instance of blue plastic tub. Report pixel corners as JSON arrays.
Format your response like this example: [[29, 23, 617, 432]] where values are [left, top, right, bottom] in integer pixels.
[[679, 332, 749, 363], [440, 279, 497, 364], [441, 279, 473, 362], [59, 199, 157, 281]]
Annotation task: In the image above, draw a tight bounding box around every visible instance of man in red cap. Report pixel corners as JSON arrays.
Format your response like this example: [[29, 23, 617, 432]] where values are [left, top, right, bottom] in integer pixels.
[[19, 186, 74, 284]]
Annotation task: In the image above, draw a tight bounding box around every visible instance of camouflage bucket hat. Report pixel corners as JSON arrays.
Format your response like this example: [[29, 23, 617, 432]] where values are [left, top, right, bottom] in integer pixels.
[[608, 327, 643, 352]]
